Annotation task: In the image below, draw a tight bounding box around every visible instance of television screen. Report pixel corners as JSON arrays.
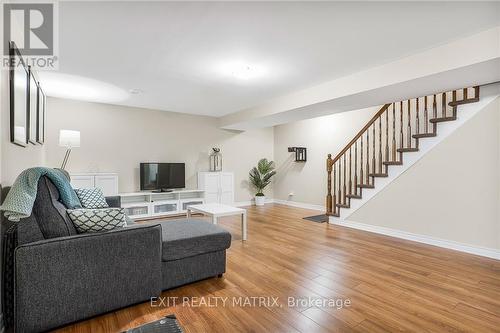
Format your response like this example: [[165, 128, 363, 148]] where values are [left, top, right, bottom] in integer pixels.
[[140, 163, 185, 190]]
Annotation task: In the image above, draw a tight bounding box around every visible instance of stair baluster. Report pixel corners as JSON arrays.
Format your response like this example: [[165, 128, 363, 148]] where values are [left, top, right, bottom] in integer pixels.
[[372, 123, 376, 175], [349, 147, 353, 196], [407, 100, 411, 148], [343, 154, 347, 205], [360, 135, 364, 188], [354, 141, 358, 196], [433, 94, 437, 119], [337, 160, 342, 207], [416, 98, 420, 136], [379, 117, 383, 173], [442, 92, 447, 118], [452, 90, 457, 117], [392, 103, 396, 161], [332, 162, 336, 215], [424, 96, 429, 133], [400, 101, 404, 149], [366, 131, 370, 185], [385, 107, 389, 164]]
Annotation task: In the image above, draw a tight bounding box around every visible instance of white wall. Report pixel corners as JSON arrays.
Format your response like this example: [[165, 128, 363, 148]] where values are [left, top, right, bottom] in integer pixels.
[[44, 98, 273, 202], [273, 105, 379, 206], [349, 97, 500, 250]]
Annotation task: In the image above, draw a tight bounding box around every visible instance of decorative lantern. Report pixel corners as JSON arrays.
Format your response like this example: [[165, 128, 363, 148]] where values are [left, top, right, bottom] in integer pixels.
[[210, 148, 222, 172]]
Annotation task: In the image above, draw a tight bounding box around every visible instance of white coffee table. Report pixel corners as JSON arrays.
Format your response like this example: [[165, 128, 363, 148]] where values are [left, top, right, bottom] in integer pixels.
[[186, 203, 247, 241]]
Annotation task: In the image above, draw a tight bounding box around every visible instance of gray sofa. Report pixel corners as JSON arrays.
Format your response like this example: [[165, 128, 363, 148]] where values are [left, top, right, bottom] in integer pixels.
[[1, 176, 231, 332]]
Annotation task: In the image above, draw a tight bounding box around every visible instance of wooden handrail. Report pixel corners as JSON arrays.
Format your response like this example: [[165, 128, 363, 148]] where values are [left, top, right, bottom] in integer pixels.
[[331, 103, 391, 164]]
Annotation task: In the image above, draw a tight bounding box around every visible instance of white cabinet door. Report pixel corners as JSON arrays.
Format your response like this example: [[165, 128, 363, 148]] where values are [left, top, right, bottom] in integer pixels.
[[203, 173, 221, 204], [122, 203, 151, 219], [220, 191, 234, 205], [71, 175, 94, 189], [219, 173, 234, 205], [198, 172, 234, 204], [151, 200, 178, 216], [95, 175, 119, 196]]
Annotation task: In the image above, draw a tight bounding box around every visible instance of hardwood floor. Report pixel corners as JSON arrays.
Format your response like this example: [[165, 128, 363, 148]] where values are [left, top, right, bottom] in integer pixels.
[[54, 204, 500, 333]]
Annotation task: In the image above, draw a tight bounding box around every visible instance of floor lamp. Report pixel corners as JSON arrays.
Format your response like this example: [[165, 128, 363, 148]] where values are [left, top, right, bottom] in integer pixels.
[[59, 130, 80, 170]]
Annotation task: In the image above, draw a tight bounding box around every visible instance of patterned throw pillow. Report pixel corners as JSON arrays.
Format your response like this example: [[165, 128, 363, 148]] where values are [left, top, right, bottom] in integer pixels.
[[67, 208, 126, 233], [74, 188, 109, 209]]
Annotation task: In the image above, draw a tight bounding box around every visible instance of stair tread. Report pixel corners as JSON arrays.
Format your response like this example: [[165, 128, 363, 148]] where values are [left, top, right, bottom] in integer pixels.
[[383, 161, 403, 165], [357, 184, 375, 189], [430, 116, 456, 123], [413, 133, 436, 138], [336, 203, 350, 208], [369, 173, 388, 177], [346, 194, 362, 199], [448, 98, 479, 107], [397, 147, 419, 153]]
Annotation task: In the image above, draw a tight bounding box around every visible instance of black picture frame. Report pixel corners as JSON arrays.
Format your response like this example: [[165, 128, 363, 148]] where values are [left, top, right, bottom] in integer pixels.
[[9, 41, 29, 147], [37, 83, 46, 145], [28, 67, 38, 145]]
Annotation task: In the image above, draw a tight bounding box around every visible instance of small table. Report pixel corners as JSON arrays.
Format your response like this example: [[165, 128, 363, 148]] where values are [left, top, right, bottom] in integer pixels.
[[187, 203, 247, 241]]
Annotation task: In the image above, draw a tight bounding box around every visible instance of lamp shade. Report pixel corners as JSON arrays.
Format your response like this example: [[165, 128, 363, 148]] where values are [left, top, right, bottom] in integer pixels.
[[59, 130, 80, 148]]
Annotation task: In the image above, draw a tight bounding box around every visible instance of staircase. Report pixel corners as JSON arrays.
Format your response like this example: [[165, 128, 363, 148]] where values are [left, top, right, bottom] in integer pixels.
[[326, 86, 481, 218]]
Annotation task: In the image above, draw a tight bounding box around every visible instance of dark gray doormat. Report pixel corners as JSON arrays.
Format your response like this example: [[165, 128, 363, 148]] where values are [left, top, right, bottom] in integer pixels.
[[124, 315, 183, 333], [303, 214, 328, 223]]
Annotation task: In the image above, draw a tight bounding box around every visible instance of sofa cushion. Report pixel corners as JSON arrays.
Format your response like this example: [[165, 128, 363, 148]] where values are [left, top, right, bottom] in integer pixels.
[[158, 219, 231, 261], [67, 208, 126, 233], [75, 188, 109, 209]]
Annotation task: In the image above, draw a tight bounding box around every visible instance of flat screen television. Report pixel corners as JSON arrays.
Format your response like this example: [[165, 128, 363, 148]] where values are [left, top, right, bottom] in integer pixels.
[[140, 163, 185, 191]]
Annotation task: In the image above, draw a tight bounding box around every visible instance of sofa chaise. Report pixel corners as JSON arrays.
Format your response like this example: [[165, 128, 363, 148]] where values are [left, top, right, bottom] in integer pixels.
[[1, 176, 231, 332]]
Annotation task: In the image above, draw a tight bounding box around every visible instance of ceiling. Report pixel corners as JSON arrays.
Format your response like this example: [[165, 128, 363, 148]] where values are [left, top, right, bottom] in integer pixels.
[[43, 1, 500, 117]]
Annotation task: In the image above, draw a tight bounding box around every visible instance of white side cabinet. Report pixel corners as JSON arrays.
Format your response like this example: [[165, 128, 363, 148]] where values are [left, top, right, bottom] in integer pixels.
[[198, 172, 234, 205], [70, 173, 119, 196]]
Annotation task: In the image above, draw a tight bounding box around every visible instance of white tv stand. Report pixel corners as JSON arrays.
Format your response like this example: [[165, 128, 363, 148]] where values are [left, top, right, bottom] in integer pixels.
[[119, 189, 205, 220]]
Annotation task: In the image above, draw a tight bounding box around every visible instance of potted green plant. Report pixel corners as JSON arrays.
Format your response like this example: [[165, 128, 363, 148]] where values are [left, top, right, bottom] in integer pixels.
[[249, 158, 276, 206]]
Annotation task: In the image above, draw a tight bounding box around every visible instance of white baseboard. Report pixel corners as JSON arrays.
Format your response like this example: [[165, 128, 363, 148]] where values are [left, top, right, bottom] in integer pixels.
[[233, 200, 254, 207], [272, 199, 325, 212], [329, 218, 500, 260], [233, 197, 274, 207], [233, 198, 325, 212]]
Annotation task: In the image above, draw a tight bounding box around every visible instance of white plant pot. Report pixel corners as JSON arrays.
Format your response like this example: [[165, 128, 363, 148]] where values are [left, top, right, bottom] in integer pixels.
[[255, 195, 266, 206]]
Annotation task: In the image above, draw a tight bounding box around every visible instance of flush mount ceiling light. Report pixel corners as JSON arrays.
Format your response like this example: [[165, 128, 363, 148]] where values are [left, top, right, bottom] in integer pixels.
[[38, 72, 129, 103], [217, 61, 266, 80], [129, 88, 144, 95]]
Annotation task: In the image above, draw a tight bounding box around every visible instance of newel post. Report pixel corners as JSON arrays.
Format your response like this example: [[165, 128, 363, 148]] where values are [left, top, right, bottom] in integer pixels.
[[326, 154, 333, 216]]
